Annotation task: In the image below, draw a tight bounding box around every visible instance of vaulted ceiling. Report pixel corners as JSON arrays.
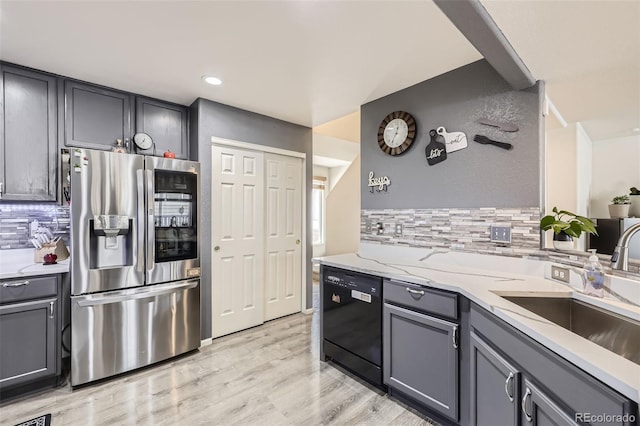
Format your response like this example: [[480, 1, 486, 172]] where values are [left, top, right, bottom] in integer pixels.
[[1, 1, 637, 141]]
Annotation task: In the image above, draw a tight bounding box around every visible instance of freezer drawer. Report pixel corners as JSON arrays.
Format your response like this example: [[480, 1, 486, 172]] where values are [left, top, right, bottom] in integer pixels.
[[71, 279, 200, 386]]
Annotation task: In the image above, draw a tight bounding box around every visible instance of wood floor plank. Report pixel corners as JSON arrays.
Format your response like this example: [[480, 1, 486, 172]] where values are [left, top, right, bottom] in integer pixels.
[[1, 311, 436, 426]]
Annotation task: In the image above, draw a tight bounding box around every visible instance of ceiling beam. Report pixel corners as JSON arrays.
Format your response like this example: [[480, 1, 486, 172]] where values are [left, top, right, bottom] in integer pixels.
[[434, 0, 536, 90]]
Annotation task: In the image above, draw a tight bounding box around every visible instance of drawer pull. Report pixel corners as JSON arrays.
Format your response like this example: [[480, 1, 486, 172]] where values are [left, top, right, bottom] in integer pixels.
[[504, 372, 515, 402], [406, 287, 425, 296], [452, 325, 459, 349], [2, 280, 30, 288], [522, 387, 533, 422]]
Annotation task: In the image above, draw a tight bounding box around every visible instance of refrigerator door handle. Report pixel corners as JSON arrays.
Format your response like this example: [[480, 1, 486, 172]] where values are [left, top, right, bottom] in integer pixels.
[[76, 280, 199, 307], [136, 169, 145, 273], [146, 169, 155, 271]]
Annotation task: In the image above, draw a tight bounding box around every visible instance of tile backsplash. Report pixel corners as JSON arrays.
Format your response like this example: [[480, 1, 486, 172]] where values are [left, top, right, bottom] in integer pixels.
[[361, 207, 541, 255], [360, 207, 640, 275], [0, 203, 70, 250]]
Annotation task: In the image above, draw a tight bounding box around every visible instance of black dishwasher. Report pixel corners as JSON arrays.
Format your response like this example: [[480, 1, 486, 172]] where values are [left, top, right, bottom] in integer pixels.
[[322, 267, 383, 387]]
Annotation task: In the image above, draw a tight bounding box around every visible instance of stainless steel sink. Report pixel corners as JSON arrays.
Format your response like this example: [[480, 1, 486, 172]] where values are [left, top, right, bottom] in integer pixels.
[[503, 296, 640, 365]]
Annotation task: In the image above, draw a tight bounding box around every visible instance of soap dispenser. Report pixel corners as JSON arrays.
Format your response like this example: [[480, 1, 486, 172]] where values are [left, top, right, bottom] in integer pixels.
[[583, 249, 605, 297]]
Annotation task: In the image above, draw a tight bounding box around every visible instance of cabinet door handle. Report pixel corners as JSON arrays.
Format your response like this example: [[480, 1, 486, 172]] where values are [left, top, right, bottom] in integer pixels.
[[452, 325, 459, 349], [2, 280, 30, 287], [504, 372, 515, 402], [405, 287, 425, 296], [0, 182, 3, 199], [521, 387, 533, 422], [49, 301, 55, 319]]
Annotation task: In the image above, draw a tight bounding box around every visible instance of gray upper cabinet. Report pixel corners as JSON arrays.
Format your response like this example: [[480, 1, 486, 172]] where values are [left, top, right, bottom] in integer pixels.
[[64, 80, 133, 151], [135, 97, 188, 159], [0, 64, 57, 201], [470, 332, 520, 426]]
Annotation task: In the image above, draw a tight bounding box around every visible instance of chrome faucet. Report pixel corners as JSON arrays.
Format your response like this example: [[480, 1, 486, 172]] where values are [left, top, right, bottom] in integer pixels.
[[611, 222, 640, 271]]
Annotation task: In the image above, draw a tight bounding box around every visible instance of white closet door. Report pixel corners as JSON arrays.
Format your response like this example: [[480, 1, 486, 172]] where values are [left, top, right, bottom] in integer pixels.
[[264, 153, 303, 321], [211, 146, 264, 338]]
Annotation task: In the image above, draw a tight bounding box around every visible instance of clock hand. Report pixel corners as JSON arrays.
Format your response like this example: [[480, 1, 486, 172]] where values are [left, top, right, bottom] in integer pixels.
[[390, 127, 399, 145]]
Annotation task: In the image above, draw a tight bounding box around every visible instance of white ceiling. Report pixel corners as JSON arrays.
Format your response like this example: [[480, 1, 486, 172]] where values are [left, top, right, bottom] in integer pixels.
[[2, 1, 636, 141], [481, 0, 640, 141], [0, 0, 481, 128], [312, 133, 360, 168]]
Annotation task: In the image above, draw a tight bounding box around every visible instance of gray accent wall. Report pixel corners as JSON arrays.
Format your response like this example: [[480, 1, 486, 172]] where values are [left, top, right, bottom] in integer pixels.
[[361, 60, 543, 210], [190, 98, 313, 340]]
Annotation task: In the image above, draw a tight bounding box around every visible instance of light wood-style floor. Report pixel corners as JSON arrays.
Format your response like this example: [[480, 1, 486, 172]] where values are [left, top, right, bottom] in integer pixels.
[[1, 298, 435, 425]]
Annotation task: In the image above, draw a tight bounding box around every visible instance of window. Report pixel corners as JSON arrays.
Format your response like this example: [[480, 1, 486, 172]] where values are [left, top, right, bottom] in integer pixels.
[[312, 176, 326, 245]]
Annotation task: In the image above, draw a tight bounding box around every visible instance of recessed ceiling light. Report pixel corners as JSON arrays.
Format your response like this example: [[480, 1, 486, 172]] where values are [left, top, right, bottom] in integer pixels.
[[202, 75, 222, 86]]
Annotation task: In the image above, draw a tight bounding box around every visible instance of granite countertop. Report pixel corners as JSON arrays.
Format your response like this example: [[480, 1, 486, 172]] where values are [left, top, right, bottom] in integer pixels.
[[0, 248, 70, 280], [314, 246, 640, 403]]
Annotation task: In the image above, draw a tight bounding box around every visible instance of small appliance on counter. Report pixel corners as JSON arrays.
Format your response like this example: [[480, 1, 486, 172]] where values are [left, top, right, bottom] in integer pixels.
[[69, 149, 201, 386], [587, 218, 640, 259]]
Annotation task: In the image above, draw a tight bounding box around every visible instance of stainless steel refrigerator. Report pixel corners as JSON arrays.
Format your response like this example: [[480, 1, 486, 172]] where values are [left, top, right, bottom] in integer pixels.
[[69, 149, 201, 386]]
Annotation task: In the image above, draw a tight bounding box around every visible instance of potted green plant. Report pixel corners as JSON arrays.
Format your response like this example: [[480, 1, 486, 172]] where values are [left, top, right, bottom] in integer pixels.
[[609, 195, 631, 218], [629, 187, 640, 217], [540, 207, 597, 250]]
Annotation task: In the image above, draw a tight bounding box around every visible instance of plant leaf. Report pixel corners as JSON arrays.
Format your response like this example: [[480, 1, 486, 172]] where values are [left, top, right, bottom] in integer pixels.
[[575, 216, 597, 235], [556, 210, 577, 218], [540, 215, 555, 230], [568, 221, 583, 238]]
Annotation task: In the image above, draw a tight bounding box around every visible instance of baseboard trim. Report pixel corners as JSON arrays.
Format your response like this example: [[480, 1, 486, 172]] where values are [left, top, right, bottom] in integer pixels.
[[302, 308, 314, 315], [200, 338, 213, 347]]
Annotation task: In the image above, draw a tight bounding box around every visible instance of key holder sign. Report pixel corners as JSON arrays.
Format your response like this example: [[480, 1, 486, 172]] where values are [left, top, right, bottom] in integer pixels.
[[368, 171, 391, 193]]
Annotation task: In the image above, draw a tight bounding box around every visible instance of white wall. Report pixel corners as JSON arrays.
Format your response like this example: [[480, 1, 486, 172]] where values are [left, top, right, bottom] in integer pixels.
[[312, 166, 329, 258], [325, 156, 360, 255], [546, 124, 578, 214], [546, 123, 593, 250], [575, 123, 593, 218], [591, 134, 640, 218]]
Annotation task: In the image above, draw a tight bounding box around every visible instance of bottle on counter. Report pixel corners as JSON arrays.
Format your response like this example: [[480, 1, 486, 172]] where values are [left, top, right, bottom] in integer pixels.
[[583, 249, 605, 297], [112, 139, 126, 153]]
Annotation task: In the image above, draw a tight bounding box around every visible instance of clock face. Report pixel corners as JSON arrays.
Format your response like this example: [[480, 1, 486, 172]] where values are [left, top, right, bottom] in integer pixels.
[[133, 133, 153, 150], [377, 111, 417, 156], [383, 118, 409, 148]]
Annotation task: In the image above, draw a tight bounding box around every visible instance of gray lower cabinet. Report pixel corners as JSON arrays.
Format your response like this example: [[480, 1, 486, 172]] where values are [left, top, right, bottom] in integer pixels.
[[135, 97, 188, 159], [64, 80, 133, 150], [471, 303, 637, 426], [383, 280, 459, 421], [0, 64, 57, 201], [521, 379, 577, 426], [470, 332, 520, 425], [0, 275, 61, 395]]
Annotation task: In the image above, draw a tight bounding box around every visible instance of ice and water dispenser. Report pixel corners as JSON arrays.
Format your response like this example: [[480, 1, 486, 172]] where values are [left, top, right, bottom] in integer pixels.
[[90, 214, 133, 268]]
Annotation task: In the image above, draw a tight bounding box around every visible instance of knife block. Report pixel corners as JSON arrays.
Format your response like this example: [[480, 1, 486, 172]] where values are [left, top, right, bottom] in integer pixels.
[[34, 240, 70, 263]]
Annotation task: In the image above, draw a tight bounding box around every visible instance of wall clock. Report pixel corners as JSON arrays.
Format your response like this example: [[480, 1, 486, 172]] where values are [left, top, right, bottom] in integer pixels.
[[133, 132, 153, 150], [377, 111, 417, 156]]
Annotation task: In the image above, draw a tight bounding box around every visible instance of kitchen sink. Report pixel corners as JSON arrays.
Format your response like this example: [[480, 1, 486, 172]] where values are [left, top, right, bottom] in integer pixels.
[[503, 296, 640, 365]]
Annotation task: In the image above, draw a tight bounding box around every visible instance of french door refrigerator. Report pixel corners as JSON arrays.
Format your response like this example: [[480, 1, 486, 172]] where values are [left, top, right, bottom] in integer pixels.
[[69, 149, 201, 386]]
